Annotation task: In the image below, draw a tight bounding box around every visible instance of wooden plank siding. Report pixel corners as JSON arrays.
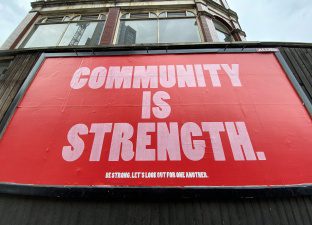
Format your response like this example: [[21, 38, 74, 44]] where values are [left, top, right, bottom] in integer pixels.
[[280, 47, 312, 103], [0, 53, 40, 124], [0, 194, 311, 225]]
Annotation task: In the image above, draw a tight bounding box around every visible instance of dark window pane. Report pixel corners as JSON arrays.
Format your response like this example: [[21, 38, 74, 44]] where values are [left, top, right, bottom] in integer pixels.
[[167, 11, 186, 17], [80, 14, 100, 21], [214, 21, 233, 42], [216, 30, 232, 42], [117, 20, 157, 44], [59, 21, 105, 46], [214, 21, 229, 34], [45, 17, 65, 23], [23, 24, 68, 48], [130, 13, 149, 19], [159, 18, 201, 43]]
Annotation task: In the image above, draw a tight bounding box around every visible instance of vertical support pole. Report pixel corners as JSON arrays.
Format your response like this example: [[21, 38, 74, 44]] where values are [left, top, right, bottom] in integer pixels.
[[100, 7, 120, 45]]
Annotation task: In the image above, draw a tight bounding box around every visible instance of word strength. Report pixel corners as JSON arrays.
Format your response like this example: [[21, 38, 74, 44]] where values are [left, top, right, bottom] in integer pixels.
[[62, 122, 266, 162], [105, 172, 209, 179], [70, 64, 241, 89]]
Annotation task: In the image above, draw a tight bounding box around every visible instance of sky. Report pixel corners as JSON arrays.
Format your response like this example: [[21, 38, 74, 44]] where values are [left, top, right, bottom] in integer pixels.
[[228, 0, 312, 42], [0, 0, 311, 45]]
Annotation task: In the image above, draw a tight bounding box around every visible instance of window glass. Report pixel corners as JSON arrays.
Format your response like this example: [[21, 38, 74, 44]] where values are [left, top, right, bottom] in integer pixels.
[[216, 30, 232, 42], [159, 18, 201, 43], [22, 14, 105, 48], [214, 20, 233, 42], [59, 21, 104, 46], [186, 11, 196, 17], [149, 13, 157, 18], [23, 24, 68, 48], [72, 16, 81, 21], [159, 12, 167, 18], [117, 11, 201, 45], [117, 20, 158, 44]]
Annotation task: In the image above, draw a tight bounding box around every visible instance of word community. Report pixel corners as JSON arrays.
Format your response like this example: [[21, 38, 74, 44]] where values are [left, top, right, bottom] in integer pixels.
[[62, 122, 266, 162], [70, 64, 241, 89]]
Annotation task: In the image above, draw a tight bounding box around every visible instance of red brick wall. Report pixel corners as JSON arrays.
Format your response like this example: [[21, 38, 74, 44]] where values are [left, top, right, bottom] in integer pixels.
[[100, 8, 120, 45]]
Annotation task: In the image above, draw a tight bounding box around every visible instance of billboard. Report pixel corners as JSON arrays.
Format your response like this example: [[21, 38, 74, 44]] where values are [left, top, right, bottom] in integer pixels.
[[0, 53, 311, 188]]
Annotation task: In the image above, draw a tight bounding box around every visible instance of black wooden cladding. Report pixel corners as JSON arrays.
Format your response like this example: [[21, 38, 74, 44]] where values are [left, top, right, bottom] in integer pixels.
[[0, 194, 311, 225], [0, 53, 40, 124], [280, 47, 312, 103]]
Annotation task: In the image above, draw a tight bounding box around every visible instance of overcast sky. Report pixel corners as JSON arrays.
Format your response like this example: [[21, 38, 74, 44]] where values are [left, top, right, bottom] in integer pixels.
[[229, 0, 312, 42], [0, 0, 311, 45]]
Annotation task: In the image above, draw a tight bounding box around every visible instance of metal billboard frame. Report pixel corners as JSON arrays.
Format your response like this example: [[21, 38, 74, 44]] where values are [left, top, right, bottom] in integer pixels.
[[0, 47, 311, 199]]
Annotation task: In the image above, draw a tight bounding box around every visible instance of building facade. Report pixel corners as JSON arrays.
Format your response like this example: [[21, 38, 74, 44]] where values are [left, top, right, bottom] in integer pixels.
[[1, 0, 246, 50]]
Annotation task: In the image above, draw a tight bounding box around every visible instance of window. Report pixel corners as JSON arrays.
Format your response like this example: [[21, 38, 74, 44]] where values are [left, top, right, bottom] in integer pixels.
[[21, 14, 106, 48], [214, 20, 233, 42], [117, 13, 158, 44], [117, 11, 201, 45], [159, 11, 201, 43]]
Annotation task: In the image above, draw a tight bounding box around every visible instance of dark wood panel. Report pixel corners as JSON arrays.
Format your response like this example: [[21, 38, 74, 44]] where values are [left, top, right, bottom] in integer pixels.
[[280, 48, 303, 83], [304, 49, 312, 65], [292, 48, 312, 85], [0, 55, 27, 101], [100, 7, 120, 45], [0, 194, 311, 225], [0, 53, 40, 123], [280, 47, 312, 103]]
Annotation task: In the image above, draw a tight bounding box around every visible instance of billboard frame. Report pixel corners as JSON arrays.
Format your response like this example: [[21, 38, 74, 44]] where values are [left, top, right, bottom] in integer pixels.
[[0, 47, 311, 199]]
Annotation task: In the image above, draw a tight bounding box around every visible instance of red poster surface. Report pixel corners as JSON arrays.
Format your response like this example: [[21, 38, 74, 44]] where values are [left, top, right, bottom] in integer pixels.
[[0, 53, 311, 187]]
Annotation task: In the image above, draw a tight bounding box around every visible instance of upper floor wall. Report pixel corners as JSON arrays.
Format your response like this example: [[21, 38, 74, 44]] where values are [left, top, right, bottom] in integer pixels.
[[1, 0, 246, 50]]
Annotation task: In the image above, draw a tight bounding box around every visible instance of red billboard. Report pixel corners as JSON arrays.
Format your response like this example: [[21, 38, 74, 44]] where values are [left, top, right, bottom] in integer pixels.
[[0, 53, 311, 188]]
